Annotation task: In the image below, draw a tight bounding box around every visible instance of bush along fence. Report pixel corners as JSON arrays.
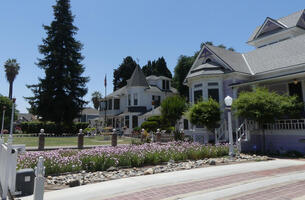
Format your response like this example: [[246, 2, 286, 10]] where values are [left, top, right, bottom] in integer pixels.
[[17, 142, 229, 176], [20, 121, 89, 135]]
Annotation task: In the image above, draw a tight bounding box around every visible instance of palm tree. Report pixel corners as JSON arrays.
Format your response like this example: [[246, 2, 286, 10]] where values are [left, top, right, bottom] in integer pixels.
[[4, 59, 20, 99], [91, 91, 102, 110]]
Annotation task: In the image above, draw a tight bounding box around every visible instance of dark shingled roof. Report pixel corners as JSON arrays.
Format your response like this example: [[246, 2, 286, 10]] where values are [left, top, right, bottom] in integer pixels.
[[127, 66, 149, 87], [248, 9, 305, 42]]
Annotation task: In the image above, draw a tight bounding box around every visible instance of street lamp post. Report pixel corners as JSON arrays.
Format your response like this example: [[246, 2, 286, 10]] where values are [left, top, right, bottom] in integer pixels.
[[224, 96, 234, 157], [1, 106, 6, 138]]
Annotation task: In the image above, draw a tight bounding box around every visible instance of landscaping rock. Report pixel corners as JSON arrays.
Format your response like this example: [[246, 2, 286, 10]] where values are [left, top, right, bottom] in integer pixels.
[[46, 153, 272, 188], [209, 160, 216, 165], [144, 168, 154, 175], [69, 180, 80, 187], [107, 166, 118, 172]]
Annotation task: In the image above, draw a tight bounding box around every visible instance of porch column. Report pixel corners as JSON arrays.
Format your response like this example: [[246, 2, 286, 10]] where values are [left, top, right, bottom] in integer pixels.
[[232, 86, 239, 135], [302, 80, 305, 103], [129, 114, 132, 130], [112, 98, 115, 110]]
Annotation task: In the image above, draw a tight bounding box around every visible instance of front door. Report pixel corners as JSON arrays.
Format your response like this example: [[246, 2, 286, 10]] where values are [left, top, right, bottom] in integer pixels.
[[288, 82, 303, 101], [288, 82, 304, 116]]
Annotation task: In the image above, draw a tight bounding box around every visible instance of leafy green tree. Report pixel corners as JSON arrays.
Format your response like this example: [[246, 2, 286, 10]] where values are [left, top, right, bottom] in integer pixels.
[[187, 98, 221, 132], [172, 55, 196, 98], [26, 0, 89, 127], [113, 56, 139, 91], [141, 115, 171, 132], [0, 96, 17, 130], [142, 57, 172, 78], [4, 59, 20, 99], [161, 96, 187, 128], [232, 88, 303, 124], [91, 91, 102, 110], [232, 87, 303, 153]]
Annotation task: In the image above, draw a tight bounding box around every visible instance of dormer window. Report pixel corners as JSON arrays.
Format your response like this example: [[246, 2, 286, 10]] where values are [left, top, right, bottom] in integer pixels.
[[162, 80, 170, 90]]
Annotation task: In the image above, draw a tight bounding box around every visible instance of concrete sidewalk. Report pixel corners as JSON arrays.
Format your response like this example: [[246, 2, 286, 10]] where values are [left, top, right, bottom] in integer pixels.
[[22, 159, 305, 200]]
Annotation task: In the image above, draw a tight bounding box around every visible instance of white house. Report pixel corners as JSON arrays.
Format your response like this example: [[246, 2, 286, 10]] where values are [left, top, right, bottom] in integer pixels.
[[100, 66, 177, 134], [184, 9, 305, 154]]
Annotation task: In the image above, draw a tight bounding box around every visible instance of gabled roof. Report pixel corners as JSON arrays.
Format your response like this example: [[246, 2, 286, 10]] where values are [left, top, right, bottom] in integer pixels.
[[127, 66, 149, 88], [107, 86, 126, 98], [187, 63, 225, 79], [186, 33, 305, 81], [248, 9, 305, 42], [244, 33, 305, 74], [205, 45, 251, 74], [186, 44, 251, 81]]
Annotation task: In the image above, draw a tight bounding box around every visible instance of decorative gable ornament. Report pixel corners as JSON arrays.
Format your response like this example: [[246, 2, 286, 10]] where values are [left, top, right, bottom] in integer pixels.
[[254, 18, 286, 39], [199, 48, 213, 59], [297, 10, 305, 29]]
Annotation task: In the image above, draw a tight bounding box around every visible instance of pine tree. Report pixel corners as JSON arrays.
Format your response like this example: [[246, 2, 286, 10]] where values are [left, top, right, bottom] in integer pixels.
[[113, 56, 139, 91], [142, 57, 172, 78], [26, 0, 88, 127]]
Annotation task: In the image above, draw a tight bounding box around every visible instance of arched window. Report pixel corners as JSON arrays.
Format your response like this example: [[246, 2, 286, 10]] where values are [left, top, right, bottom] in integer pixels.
[[205, 58, 212, 63]]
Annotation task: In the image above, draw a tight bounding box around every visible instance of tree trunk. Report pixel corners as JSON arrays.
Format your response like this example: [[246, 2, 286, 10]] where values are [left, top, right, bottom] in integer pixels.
[[9, 81, 13, 99]]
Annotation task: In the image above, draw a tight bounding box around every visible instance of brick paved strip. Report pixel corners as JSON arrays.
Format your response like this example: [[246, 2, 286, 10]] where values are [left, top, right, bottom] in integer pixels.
[[103, 164, 305, 200], [229, 180, 305, 200]]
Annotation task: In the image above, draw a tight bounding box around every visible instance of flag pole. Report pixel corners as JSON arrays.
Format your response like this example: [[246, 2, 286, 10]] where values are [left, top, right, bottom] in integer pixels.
[[104, 74, 107, 127]]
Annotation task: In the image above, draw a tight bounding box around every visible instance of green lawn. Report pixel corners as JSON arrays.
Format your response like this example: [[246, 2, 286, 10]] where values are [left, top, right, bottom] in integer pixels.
[[2, 135, 137, 147]]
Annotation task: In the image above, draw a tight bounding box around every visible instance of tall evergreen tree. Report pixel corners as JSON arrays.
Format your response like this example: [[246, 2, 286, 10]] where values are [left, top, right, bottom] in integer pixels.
[[26, 0, 88, 126], [172, 55, 196, 98], [113, 56, 139, 91], [142, 57, 172, 78]]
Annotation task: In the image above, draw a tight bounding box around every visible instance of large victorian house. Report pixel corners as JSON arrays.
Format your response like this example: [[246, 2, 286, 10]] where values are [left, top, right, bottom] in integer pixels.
[[101, 66, 177, 134], [184, 10, 305, 153]]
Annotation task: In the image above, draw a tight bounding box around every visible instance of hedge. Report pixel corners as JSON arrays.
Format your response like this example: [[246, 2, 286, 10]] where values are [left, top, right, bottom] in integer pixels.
[[21, 121, 89, 135]]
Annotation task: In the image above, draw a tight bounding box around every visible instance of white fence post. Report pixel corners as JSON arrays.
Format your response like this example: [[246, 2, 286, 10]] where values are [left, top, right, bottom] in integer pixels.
[[33, 156, 45, 200]]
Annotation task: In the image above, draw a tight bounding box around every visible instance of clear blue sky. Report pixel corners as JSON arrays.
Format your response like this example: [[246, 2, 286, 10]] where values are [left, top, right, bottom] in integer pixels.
[[0, 0, 304, 113]]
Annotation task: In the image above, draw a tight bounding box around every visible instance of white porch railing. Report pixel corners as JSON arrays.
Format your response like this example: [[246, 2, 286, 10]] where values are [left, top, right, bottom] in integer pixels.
[[214, 120, 228, 144], [235, 120, 257, 152], [264, 119, 305, 130]]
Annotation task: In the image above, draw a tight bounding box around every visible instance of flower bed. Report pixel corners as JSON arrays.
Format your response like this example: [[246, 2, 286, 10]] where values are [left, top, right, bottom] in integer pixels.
[[18, 142, 229, 175]]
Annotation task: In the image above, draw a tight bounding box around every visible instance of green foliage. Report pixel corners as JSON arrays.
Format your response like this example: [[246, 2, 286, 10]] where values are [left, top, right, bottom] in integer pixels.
[[113, 56, 139, 91], [133, 126, 141, 132], [91, 91, 102, 110], [141, 121, 159, 132], [187, 98, 221, 131], [0, 96, 17, 129], [21, 121, 89, 135], [161, 96, 187, 127], [84, 127, 96, 134], [172, 55, 196, 98], [3, 59, 20, 99], [232, 87, 303, 124], [18, 143, 229, 175], [142, 57, 172, 78], [26, 0, 89, 126]]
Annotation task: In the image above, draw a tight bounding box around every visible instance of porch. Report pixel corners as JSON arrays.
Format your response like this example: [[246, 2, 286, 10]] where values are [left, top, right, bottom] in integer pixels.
[[238, 119, 305, 154]]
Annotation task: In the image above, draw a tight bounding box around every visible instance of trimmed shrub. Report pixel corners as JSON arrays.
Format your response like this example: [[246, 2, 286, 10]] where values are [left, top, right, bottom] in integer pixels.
[[21, 121, 89, 134]]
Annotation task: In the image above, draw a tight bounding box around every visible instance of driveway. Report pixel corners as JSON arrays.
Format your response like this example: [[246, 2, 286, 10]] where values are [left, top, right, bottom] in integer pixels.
[[22, 159, 305, 200]]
